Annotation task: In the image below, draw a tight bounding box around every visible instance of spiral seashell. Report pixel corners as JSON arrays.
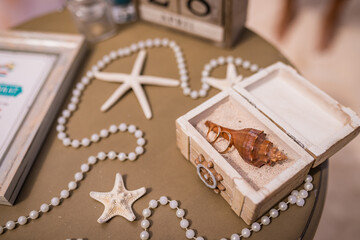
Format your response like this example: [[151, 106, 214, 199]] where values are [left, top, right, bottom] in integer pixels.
[[205, 120, 287, 168]]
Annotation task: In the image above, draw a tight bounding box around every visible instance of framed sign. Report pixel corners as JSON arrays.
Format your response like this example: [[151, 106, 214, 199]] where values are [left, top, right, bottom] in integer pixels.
[[0, 30, 86, 205]]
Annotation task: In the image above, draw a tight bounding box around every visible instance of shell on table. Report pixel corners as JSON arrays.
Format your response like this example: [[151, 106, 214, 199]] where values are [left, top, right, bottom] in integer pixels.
[[205, 120, 287, 168]]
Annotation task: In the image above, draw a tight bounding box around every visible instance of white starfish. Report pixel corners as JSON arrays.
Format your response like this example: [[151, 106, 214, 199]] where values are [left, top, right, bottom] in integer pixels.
[[94, 50, 179, 119], [90, 173, 146, 223], [204, 62, 243, 91]]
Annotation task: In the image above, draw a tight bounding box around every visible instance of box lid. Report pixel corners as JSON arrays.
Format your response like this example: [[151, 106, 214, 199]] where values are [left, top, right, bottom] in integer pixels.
[[233, 62, 360, 167]]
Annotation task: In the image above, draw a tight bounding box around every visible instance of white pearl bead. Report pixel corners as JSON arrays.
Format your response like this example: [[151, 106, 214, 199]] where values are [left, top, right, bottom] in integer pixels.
[[180, 82, 189, 89], [186, 229, 195, 239], [196, 237, 204, 240], [135, 130, 143, 138], [279, 201, 288, 211], [204, 64, 211, 71], [159, 196, 168, 205], [235, 57, 242, 66], [0, 226, 3, 234], [149, 199, 158, 209], [210, 59, 217, 67], [141, 219, 150, 229], [128, 124, 136, 133], [40, 203, 49, 213], [135, 146, 144, 155], [72, 89, 81, 96], [183, 87, 191, 95], [117, 49, 124, 56], [299, 189, 309, 199], [305, 175, 313, 183], [176, 208, 185, 218], [103, 55, 110, 63], [145, 39, 153, 47], [304, 182, 313, 191], [81, 138, 90, 147], [80, 163, 90, 172], [190, 91, 198, 99], [180, 75, 188, 82], [81, 76, 90, 85], [251, 222, 261, 232], [71, 139, 80, 148], [261, 216, 270, 225], [138, 41, 145, 49], [250, 64, 259, 72], [108, 151, 117, 160], [6, 220, 16, 230], [130, 44, 138, 52], [242, 60, 251, 69], [91, 134, 100, 142], [86, 71, 94, 78], [201, 70, 209, 77], [29, 210, 39, 220], [18, 216, 27, 225], [56, 125, 65, 132], [88, 156, 97, 165], [128, 152, 136, 161], [109, 124, 118, 133], [62, 109, 71, 117], [269, 208, 279, 218], [58, 117, 66, 124], [296, 198, 305, 207], [217, 56, 225, 65], [231, 233, 240, 240], [68, 103, 76, 111], [142, 208, 151, 217], [288, 195, 297, 204], [119, 123, 127, 132], [169, 41, 176, 48], [179, 69, 187, 76], [291, 190, 299, 197], [226, 56, 234, 63], [140, 231, 149, 240], [154, 38, 161, 46], [241, 228, 251, 238], [118, 152, 126, 161], [60, 190, 70, 199], [70, 96, 79, 104], [97, 152, 106, 160], [51, 197, 60, 206], [63, 138, 71, 146], [57, 132, 66, 140], [177, 57, 184, 64], [169, 200, 178, 209], [202, 83, 210, 90], [68, 181, 77, 190], [110, 51, 117, 59], [162, 38, 169, 46], [100, 129, 109, 138], [74, 172, 83, 181], [180, 219, 189, 228], [199, 89, 207, 97]]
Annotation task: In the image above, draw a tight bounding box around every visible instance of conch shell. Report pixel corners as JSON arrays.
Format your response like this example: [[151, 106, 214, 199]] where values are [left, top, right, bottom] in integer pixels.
[[205, 120, 287, 168]]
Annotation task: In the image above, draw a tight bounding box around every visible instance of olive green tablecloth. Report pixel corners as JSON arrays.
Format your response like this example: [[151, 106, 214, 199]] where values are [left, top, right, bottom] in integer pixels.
[[0, 10, 327, 240]]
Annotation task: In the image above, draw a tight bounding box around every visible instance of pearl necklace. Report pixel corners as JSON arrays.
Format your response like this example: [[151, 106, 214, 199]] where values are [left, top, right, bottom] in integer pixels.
[[138, 175, 314, 240]]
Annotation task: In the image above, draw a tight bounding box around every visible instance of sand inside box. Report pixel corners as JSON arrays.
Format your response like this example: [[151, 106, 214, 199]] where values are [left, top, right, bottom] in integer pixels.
[[191, 97, 301, 191]]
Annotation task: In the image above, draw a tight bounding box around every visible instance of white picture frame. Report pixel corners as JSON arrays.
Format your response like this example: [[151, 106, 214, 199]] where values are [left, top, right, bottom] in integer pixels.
[[0, 30, 87, 205]]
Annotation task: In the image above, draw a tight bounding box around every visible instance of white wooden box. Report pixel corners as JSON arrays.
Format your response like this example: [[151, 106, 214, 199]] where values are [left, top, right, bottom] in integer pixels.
[[176, 62, 360, 224]]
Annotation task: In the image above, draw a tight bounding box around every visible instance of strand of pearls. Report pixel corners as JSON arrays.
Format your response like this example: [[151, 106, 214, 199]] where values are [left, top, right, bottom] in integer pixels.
[[0, 129, 146, 235], [139, 175, 314, 240]]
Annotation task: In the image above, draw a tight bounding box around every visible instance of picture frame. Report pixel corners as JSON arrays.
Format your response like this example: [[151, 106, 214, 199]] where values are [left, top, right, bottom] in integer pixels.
[[0, 30, 87, 205]]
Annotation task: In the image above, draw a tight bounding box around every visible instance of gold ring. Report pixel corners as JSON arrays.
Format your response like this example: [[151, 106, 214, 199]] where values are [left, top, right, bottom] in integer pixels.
[[206, 125, 221, 143]]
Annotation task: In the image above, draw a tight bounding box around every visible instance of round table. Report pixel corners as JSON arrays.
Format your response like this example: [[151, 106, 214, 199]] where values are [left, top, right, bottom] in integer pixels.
[[0, 10, 327, 240]]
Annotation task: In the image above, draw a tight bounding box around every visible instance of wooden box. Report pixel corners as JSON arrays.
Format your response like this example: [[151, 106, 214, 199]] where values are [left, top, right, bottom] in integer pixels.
[[137, 0, 248, 48], [176, 62, 360, 224]]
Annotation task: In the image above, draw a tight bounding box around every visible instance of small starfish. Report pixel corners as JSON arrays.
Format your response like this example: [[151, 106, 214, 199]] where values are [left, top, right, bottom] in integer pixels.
[[204, 62, 243, 91], [94, 50, 179, 119], [90, 173, 146, 223]]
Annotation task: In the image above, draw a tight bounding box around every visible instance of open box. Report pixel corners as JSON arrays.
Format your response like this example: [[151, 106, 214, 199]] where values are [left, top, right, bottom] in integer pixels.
[[176, 62, 360, 224]]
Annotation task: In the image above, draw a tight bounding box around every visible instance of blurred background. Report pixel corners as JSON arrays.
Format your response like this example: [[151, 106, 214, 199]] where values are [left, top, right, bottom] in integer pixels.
[[1, 0, 359, 239]]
